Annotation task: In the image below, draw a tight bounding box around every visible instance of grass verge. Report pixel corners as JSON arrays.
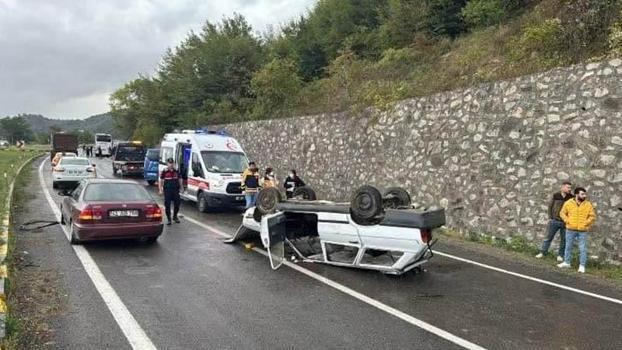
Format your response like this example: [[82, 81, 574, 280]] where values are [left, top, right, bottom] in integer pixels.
[[440, 228, 622, 283]]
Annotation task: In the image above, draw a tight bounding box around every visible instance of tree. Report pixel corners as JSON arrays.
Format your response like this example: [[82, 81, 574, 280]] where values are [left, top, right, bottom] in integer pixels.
[[0, 116, 33, 142], [251, 58, 303, 118], [462, 0, 506, 28]]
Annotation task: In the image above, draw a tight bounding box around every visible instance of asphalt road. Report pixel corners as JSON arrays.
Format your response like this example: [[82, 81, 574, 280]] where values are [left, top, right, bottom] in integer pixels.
[[16, 156, 622, 349]]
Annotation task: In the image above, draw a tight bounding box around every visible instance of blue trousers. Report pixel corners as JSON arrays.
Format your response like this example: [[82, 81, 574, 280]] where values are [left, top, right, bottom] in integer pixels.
[[564, 230, 588, 266], [540, 219, 566, 257]]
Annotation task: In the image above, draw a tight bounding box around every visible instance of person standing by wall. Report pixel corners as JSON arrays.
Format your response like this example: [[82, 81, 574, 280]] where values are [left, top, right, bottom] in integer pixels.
[[159, 158, 183, 225], [241, 161, 260, 209], [557, 187, 596, 273], [261, 167, 278, 188], [536, 181, 574, 262], [284, 169, 306, 199]]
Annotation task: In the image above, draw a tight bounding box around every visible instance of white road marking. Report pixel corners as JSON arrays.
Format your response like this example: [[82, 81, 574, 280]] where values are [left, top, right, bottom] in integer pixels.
[[181, 215, 487, 350], [38, 159, 157, 350], [434, 251, 622, 305]]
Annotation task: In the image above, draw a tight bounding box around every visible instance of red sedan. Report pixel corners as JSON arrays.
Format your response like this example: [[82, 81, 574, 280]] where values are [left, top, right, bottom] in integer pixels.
[[60, 179, 163, 244]]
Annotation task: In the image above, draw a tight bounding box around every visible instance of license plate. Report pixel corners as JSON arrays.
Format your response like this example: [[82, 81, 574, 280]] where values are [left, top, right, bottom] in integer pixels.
[[110, 210, 139, 217], [236, 196, 244, 201]]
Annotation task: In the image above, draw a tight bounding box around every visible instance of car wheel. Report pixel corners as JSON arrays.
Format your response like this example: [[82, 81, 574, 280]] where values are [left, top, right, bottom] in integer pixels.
[[256, 188, 282, 215], [292, 186, 317, 201], [69, 222, 82, 245], [252, 207, 263, 222], [383, 187, 411, 209], [350, 185, 384, 226], [198, 192, 209, 213], [147, 180, 156, 186]]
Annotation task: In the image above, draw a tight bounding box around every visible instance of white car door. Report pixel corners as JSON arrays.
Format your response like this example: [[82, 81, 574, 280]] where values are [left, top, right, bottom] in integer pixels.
[[260, 212, 286, 270]]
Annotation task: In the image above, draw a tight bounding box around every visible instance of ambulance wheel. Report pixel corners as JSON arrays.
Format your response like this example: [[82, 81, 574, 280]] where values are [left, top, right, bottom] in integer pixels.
[[292, 186, 317, 201], [383, 187, 411, 209], [198, 192, 210, 213], [253, 207, 263, 222], [256, 188, 283, 215], [350, 185, 384, 226]]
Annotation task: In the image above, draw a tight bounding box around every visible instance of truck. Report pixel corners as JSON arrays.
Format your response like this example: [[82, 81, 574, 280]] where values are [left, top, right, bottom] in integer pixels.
[[112, 141, 146, 177], [50, 133, 79, 161], [159, 129, 248, 212]]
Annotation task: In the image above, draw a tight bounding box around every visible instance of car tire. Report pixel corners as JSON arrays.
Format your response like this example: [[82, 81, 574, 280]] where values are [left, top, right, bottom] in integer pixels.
[[147, 180, 156, 186], [198, 192, 210, 213], [143, 236, 158, 244], [252, 207, 263, 222], [69, 222, 82, 245], [256, 188, 283, 215], [292, 186, 317, 201], [383, 187, 411, 209], [350, 185, 384, 226]]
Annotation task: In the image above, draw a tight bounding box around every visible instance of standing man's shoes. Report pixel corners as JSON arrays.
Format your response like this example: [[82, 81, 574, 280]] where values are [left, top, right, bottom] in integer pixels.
[[174, 218, 180, 223], [578, 265, 586, 273], [557, 262, 571, 268], [535, 253, 544, 259], [166, 221, 172, 226], [556, 256, 564, 262]]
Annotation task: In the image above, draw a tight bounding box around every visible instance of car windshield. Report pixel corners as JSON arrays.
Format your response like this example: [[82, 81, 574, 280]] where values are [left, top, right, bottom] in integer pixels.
[[116, 146, 145, 161], [96, 135, 112, 142], [201, 151, 247, 173], [83, 183, 152, 201], [146, 149, 160, 161], [60, 158, 90, 166]]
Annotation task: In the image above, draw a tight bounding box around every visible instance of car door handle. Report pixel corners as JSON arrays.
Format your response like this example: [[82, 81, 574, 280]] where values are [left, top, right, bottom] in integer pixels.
[[349, 241, 359, 244]]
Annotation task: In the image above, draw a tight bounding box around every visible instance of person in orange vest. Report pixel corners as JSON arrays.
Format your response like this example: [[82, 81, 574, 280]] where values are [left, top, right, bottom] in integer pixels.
[[261, 167, 278, 188], [241, 161, 260, 209], [557, 187, 596, 273]]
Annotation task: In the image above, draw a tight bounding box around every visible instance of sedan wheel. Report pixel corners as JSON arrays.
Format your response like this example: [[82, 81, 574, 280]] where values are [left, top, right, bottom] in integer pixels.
[[69, 222, 82, 245], [198, 192, 209, 213]]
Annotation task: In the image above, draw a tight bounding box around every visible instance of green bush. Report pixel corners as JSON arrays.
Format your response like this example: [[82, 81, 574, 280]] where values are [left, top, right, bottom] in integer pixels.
[[251, 58, 303, 119], [463, 0, 507, 28], [608, 10, 622, 54], [511, 18, 563, 65]]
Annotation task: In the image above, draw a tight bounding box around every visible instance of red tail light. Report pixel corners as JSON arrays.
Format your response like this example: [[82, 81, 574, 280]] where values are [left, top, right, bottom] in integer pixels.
[[78, 205, 103, 223], [421, 229, 432, 244], [145, 206, 162, 221]]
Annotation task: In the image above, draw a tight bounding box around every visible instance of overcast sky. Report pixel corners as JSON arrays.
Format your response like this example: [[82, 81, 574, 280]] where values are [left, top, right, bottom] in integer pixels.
[[0, 0, 315, 119]]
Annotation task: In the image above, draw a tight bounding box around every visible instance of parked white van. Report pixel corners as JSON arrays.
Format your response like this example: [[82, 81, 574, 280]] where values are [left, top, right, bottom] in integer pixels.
[[159, 129, 248, 212]]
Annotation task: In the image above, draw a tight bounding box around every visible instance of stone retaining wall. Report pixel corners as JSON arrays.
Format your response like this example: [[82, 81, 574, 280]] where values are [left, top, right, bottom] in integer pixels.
[[220, 59, 622, 262]]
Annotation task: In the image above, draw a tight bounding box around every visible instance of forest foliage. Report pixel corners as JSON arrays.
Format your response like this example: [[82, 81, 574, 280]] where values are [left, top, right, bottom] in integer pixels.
[[110, 0, 622, 145]]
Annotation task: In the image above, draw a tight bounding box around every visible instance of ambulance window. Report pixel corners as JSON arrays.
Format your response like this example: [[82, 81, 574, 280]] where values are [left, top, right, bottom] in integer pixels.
[[192, 153, 204, 178], [160, 147, 173, 163]]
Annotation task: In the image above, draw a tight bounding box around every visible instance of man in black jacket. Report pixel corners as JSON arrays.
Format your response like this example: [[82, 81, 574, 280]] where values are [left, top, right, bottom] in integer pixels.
[[284, 169, 306, 199], [536, 181, 574, 261]]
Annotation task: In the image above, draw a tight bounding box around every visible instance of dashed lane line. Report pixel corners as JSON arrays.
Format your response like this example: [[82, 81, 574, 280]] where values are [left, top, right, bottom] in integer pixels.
[[38, 158, 157, 350]]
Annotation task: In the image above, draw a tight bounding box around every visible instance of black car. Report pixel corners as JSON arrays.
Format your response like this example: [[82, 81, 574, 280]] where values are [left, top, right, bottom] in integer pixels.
[[112, 142, 146, 177]]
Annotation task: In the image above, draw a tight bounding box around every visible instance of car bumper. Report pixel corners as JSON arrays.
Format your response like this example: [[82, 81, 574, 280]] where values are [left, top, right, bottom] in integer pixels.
[[121, 168, 144, 175], [74, 221, 163, 241], [53, 174, 96, 186], [205, 192, 245, 207], [144, 171, 159, 181]]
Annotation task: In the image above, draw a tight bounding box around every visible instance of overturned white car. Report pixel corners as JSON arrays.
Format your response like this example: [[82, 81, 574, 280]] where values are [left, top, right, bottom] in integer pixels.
[[225, 186, 445, 275]]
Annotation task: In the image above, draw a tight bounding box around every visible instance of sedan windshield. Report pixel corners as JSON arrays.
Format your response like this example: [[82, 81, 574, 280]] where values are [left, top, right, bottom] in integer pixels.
[[201, 151, 247, 173], [60, 158, 90, 166], [83, 183, 152, 201]]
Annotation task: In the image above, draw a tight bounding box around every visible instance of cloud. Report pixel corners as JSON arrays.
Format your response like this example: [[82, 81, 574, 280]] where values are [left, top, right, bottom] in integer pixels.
[[0, 0, 315, 119]]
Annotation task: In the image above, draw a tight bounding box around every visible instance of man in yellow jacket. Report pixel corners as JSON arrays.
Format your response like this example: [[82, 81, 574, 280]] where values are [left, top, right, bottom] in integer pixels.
[[557, 187, 596, 273]]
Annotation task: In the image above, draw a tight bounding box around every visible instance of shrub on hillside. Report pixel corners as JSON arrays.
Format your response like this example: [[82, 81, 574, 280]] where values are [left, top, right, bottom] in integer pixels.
[[251, 58, 303, 119], [462, 0, 507, 28], [609, 10, 622, 54]]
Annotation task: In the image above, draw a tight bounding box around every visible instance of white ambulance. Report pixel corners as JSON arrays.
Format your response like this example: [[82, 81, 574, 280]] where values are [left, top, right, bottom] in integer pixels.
[[159, 129, 249, 212]]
